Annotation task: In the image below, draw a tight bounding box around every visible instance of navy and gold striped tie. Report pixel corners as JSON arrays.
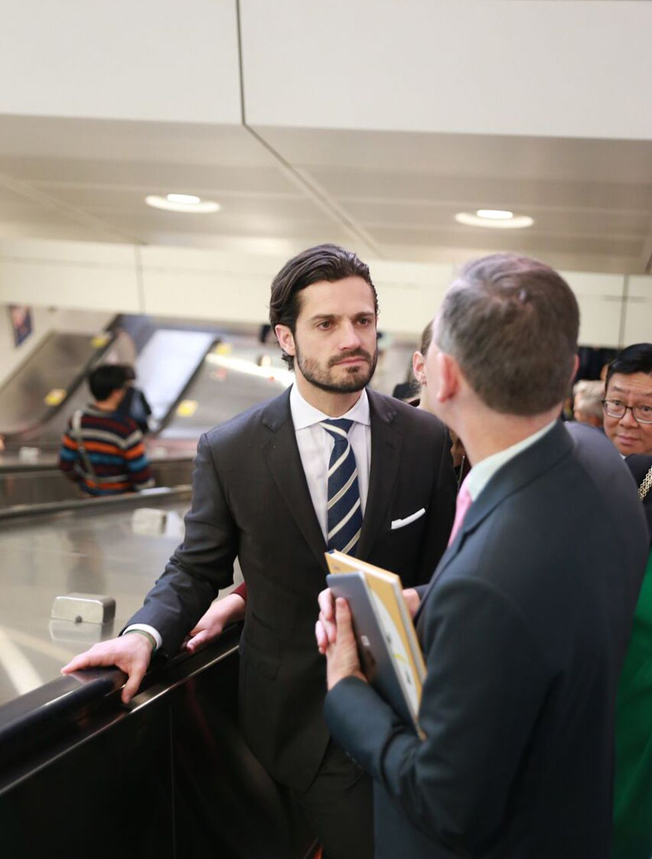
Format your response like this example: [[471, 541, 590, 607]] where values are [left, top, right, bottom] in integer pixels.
[[320, 418, 363, 556]]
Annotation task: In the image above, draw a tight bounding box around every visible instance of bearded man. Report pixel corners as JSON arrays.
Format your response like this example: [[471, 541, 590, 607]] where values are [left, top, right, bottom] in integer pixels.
[[63, 244, 456, 859]]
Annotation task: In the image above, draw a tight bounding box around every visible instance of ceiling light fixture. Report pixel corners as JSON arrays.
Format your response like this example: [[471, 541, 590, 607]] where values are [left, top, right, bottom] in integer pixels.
[[455, 211, 534, 229], [145, 194, 221, 213], [476, 209, 513, 220], [167, 194, 201, 205]]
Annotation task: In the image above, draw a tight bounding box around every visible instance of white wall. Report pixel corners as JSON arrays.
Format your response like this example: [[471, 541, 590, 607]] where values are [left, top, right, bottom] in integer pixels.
[[1, 238, 650, 351], [0, 239, 142, 312]]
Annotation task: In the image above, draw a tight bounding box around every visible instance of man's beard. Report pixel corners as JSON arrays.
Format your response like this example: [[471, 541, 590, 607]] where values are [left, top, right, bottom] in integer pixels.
[[296, 346, 378, 394]]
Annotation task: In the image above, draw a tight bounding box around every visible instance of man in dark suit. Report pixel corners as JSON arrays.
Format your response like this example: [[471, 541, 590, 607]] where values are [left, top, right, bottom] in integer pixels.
[[319, 253, 648, 858], [63, 244, 457, 858]]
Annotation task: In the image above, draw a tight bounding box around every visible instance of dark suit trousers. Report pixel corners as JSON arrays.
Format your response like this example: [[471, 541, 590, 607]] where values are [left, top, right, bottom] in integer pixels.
[[293, 738, 373, 859]]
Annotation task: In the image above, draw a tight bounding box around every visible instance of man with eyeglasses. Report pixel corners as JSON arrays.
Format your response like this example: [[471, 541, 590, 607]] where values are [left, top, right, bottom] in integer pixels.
[[599, 342, 652, 858], [602, 343, 652, 456]]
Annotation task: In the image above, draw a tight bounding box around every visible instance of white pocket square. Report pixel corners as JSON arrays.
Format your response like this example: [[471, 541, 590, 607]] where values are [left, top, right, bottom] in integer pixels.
[[391, 508, 426, 530]]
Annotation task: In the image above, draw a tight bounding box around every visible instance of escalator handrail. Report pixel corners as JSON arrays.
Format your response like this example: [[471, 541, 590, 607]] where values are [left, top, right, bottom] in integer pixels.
[[0, 485, 192, 523], [0, 454, 193, 475], [0, 626, 241, 776]]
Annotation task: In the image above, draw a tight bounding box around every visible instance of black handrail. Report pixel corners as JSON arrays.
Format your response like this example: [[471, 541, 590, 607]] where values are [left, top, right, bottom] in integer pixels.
[[0, 485, 192, 523], [0, 625, 241, 775]]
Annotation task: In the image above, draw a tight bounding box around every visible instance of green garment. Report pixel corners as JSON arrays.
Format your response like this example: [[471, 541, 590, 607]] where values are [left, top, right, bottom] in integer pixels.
[[613, 549, 652, 859]]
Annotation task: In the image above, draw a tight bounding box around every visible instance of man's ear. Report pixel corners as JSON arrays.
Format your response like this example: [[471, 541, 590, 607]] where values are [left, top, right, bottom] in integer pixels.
[[435, 351, 460, 403], [412, 351, 426, 385], [568, 354, 580, 387], [275, 324, 296, 357]]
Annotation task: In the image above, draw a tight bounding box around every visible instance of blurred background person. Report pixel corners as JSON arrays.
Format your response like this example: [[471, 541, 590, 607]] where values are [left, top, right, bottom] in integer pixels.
[[601, 341, 652, 856], [613, 453, 652, 859], [118, 364, 153, 435], [573, 379, 605, 428], [602, 343, 652, 456], [412, 318, 469, 485], [58, 364, 154, 497]]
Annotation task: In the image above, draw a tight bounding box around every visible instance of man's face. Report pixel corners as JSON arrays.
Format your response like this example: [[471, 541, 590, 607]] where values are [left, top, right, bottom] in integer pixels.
[[283, 277, 378, 395], [603, 371, 652, 455]]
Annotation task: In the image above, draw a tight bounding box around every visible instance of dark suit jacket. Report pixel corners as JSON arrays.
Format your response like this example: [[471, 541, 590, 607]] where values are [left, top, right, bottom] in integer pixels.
[[130, 387, 457, 789], [325, 421, 648, 858]]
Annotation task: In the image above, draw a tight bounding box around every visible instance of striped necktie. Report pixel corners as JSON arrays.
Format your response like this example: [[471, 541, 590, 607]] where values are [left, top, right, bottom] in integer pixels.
[[320, 418, 363, 556]]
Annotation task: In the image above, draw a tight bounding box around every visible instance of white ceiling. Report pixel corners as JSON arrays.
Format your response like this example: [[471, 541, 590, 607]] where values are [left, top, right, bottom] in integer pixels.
[[0, 115, 649, 275], [0, 0, 650, 277]]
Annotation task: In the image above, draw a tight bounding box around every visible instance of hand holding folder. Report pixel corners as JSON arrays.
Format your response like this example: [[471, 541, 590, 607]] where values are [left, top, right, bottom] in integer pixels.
[[325, 550, 426, 737]]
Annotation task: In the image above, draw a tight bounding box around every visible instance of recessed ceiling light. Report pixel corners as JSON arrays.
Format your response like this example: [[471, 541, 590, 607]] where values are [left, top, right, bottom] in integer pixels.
[[167, 194, 201, 205], [145, 194, 221, 213], [455, 212, 534, 229], [476, 209, 513, 220]]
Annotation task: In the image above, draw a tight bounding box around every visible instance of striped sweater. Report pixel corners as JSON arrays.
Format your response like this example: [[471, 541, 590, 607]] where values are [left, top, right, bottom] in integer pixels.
[[58, 405, 154, 496]]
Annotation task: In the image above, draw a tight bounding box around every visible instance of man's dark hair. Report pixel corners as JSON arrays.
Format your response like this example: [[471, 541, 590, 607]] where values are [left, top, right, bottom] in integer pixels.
[[120, 364, 137, 382], [269, 243, 378, 369], [419, 319, 435, 356], [435, 253, 579, 415], [605, 343, 652, 390], [88, 364, 128, 402]]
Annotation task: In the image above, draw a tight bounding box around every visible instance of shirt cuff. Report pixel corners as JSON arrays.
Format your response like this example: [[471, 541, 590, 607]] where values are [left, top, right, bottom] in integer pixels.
[[232, 582, 247, 601], [122, 623, 162, 651]]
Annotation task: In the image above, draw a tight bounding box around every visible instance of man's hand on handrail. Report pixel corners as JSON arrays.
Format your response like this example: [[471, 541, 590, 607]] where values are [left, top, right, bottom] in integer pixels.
[[61, 633, 154, 705]]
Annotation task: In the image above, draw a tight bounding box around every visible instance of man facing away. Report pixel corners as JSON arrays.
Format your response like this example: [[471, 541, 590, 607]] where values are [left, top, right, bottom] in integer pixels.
[[58, 363, 153, 496], [63, 244, 457, 859], [318, 253, 648, 859]]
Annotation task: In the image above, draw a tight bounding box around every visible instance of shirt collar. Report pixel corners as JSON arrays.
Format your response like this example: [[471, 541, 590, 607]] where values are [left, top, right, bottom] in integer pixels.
[[466, 420, 557, 502], [290, 383, 370, 430]]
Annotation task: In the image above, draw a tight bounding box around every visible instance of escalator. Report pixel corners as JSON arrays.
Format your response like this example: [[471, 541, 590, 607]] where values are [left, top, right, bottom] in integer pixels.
[[0, 329, 116, 443], [0, 322, 290, 509], [157, 336, 291, 440], [0, 491, 316, 858]]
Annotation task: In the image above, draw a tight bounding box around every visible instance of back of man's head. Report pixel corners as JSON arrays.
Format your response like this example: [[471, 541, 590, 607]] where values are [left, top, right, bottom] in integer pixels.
[[436, 253, 579, 416], [605, 343, 652, 388], [88, 364, 128, 402]]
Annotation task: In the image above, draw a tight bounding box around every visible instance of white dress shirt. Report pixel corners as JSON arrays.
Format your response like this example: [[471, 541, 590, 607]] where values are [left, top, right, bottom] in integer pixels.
[[290, 383, 372, 542], [126, 385, 373, 651]]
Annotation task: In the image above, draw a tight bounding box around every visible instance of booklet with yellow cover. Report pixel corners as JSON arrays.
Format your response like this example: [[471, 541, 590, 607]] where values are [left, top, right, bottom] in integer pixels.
[[325, 550, 426, 737]]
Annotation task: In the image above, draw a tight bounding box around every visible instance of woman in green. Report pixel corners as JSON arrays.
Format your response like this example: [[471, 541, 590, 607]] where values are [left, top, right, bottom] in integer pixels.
[[613, 455, 652, 859]]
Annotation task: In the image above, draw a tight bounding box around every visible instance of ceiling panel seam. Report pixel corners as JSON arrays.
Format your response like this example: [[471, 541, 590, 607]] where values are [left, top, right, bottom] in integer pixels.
[[234, 0, 383, 258], [640, 232, 652, 274], [0, 173, 144, 247]]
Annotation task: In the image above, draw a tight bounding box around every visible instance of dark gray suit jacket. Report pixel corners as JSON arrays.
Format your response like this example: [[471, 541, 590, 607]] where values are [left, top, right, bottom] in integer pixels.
[[325, 421, 648, 858], [130, 387, 457, 789]]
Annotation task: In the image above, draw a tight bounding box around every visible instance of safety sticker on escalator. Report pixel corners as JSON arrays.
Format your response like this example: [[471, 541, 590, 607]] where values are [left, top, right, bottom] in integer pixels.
[[45, 388, 66, 406], [176, 400, 198, 417]]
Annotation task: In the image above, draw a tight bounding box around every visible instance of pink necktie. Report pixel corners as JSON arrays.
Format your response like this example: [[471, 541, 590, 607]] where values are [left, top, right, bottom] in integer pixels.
[[448, 478, 472, 546]]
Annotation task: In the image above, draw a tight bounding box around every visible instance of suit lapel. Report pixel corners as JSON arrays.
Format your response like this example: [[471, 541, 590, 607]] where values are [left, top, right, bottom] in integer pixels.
[[357, 391, 401, 560], [415, 420, 574, 623], [262, 390, 328, 571]]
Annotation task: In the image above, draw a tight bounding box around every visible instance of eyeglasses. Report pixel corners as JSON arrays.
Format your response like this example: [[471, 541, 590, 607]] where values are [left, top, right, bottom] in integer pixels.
[[602, 399, 652, 424]]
